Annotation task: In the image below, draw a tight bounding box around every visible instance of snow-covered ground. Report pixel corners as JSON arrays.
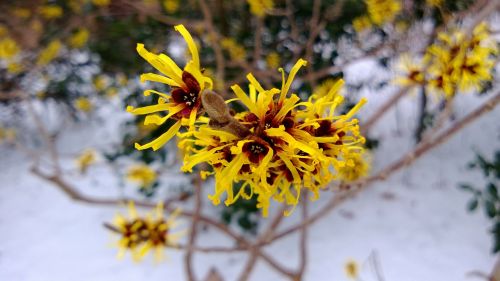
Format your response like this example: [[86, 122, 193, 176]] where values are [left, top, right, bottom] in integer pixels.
[[1, 59, 499, 281]]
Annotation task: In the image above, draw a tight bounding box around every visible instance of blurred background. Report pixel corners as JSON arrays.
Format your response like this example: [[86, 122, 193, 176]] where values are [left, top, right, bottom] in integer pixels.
[[0, 0, 499, 280]]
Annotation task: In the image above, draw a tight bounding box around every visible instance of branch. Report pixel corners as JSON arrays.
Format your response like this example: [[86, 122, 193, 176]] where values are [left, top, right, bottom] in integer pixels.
[[184, 175, 203, 281], [198, 0, 227, 98]]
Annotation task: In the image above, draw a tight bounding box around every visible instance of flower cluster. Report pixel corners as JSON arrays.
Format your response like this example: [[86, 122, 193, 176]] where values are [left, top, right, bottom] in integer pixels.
[[75, 149, 97, 174], [247, 0, 274, 18], [353, 0, 402, 32], [396, 22, 498, 98], [126, 164, 157, 188], [108, 202, 182, 261], [128, 25, 367, 217]]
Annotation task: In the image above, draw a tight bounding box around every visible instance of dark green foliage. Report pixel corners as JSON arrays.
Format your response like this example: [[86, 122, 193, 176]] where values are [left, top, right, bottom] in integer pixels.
[[459, 149, 500, 253], [221, 182, 260, 234]]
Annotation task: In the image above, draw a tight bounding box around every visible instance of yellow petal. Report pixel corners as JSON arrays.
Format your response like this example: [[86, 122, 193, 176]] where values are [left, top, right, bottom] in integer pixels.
[[175, 24, 200, 68], [279, 59, 307, 103], [135, 121, 182, 151]]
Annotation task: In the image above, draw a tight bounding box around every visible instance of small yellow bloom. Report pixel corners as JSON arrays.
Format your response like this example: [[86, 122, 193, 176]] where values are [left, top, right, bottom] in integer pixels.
[[338, 152, 371, 182], [116, 73, 128, 86], [0, 127, 16, 144], [265, 52, 280, 69], [109, 202, 184, 262], [69, 28, 90, 48], [94, 74, 109, 91], [366, 0, 401, 26], [76, 149, 97, 174], [0, 38, 20, 59], [163, 0, 179, 13], [424, 22, 497, 98], [69, 0, 87, 13], [92, 0, 111, 7], [426, 0, 443, 7], [394, 53, 425, 87], [314, 78, 342, 97], [345, 260, 359, 279], [39, 5, 63, 20], [7, 62, 23, 74], [37, 40, 62, 66], [247, 0, 273, 17], [221, 38, 246, 61], [126, 164, 157, 188], [74, 97, 94, 112], [353, 16, 372, 33], [12, 8, 31, 19], [105, 87, 119, 98]]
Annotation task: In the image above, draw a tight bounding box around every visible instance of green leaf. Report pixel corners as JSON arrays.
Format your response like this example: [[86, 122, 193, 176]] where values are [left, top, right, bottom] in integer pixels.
[[485, 200, 496, 218], [458, 183, 474, 192], [467, 198, 479, 212], [487, 183, 499, 200]]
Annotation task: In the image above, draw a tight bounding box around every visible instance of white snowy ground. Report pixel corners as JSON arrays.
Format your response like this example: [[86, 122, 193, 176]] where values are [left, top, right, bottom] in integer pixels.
[[1, 59, 499, 281]]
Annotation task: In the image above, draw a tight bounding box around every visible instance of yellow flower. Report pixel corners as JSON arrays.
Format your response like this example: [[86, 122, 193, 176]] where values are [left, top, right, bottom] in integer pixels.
[[163, 0, 179, 13], [179, 60, 367, 216], [75, 149, 97, 174], [338, 152, 370, 182], [424, 22, 497, 98], [426, 0, 443, 7], [366, 0, 401, 26], [108, 202, 183, 261], [265, 52, 280, 69], [105, 87, 119, 98], [92, 0, 111, 7], [127, 24, 213, 151], [314, 78, 342, 97], [94, 74, 109, 91], [0, 127, 16, 144], [7, 62, 23, 74], [69, 0, 87, 13], [353, 16, 372, 33], [116, 73, 128, 86], [394, 53, 425, 87], [69, 28, 90, 48], [12, 8, 31, 19], [37, 40, 62, 66], [126, 164, 157, 188], [247, 0, 273, 17], [0, 38, 20, 59], [221, 38, 246, 61], [39, 5, 63, 20], [74, 97, 94, 112], [345, 260, 359, 279]]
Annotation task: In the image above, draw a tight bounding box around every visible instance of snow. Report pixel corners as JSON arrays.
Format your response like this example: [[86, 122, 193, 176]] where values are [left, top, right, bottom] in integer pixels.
[[1, 61, 499, 281]]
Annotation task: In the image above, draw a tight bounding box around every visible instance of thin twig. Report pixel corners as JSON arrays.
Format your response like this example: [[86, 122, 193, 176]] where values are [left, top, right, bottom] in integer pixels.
[[296, 191, 309, 280], [198, 0, 227, 98], [184, 174, 203, 281]]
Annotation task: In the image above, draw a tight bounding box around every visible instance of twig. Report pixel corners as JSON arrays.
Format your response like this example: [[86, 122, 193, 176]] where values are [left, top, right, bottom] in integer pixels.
[[184, 174, 203, 281], [362, 86, 411, 134], [237, 206, 293, 281], [253, 17, 264, 67], [370, 251, 386, 281], [30, 167, 251, 248], [415, 86, 428, 143], [198, 0, 227, 98], [296, 191, 309, 280]]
